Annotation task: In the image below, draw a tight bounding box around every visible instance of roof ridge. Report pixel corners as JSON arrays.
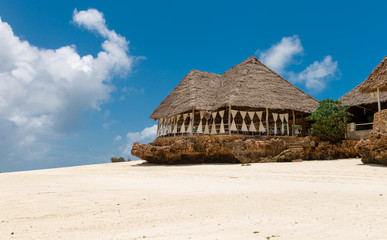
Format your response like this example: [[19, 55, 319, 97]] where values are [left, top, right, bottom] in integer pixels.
[[190, 69, 221, 76], [220, 56, 318, 101]]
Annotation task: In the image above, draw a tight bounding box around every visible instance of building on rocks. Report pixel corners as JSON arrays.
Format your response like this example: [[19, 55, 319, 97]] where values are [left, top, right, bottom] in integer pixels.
[[150, 56, 319, 138], [358, 56, 387, 111], [340, 56, 387, 138]]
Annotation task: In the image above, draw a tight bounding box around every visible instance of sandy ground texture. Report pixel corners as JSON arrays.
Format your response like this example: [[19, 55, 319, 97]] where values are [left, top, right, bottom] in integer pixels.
[[1, 159, 387, 240]]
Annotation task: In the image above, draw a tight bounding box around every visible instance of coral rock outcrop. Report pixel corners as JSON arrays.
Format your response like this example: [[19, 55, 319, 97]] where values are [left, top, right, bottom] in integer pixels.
[[131, 135, 359, 164], [132, 135, 287, 164], [356, 130, 387, 165], [356, 110, 387, 165]]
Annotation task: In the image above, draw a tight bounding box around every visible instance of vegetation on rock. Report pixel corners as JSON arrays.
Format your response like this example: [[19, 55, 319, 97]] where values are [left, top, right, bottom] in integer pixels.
[[111, 157, 126, 163], [308, 99, 352, 143]]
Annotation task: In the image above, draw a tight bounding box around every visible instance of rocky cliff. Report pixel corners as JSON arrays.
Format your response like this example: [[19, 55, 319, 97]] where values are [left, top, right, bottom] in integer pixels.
[[132, 135, 358, 164], [356, 109, 387, 165], [356, 130, 387, 165]]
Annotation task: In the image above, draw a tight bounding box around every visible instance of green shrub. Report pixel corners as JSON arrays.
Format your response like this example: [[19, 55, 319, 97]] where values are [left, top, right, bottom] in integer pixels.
[[308, 99, 352, 143], [111, 157, 126, 163]]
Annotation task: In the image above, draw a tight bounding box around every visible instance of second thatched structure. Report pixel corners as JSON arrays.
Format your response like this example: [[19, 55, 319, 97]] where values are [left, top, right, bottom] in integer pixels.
[[151, 56, 319, 138], [339, 56, 387, 138], [358, 56, 387, 111], [339, 85, 387, 125]]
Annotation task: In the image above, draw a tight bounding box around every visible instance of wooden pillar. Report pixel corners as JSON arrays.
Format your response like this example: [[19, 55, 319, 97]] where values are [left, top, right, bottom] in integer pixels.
[[301, 114, 306, 136], [377, 88, 381, 112], [292, 110, 296, 136], [159, 118, 163, 138], [156, 119, 160, 138], [228, 105, 232, 135], [174, 115, 177, 137], [287, 112, 290, 136], [191, 109, 194, 135], [266, 108, 269, 136]]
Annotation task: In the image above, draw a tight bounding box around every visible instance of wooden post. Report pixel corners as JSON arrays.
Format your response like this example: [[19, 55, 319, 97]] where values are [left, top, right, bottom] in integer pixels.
[[174, 115, 177, 137], [191, 109, 194, 135], [156, 119, 160, 138], [377, 88, 381, 112], [301, 113, 306, 136], [228, 105, 231, 135], [159, 118, 163, 138], [292, 110, 296, 136], [266, 108, 269, 136]]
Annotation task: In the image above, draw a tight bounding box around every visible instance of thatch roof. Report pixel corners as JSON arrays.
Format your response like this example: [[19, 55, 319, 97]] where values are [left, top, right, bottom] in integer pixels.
[[150, 70, 222, 119], [150, 56, 319, 119], [214, 56, 319, 113], [358, 56, 387, 93], [339, 84, 387, 107]]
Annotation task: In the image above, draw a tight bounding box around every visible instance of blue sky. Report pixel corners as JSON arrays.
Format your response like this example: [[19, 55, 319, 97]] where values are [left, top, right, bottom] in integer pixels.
[[0, 0, 386, 172]]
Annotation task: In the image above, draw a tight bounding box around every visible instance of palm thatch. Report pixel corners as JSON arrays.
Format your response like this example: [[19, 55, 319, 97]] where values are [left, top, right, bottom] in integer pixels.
[[339, 84, 387, 107], [150, 56, 319, 119], [150, 70, 221, 119], [214, 56, 319, 113], [358, 56, 387, 93]]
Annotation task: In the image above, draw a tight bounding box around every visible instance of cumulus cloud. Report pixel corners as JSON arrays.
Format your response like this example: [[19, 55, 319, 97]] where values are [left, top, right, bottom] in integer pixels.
[[123, 125, 157, 158], [0, 9, 136, 170], [73, 9, 108, 35], [256, 35, 339, 92], [288, 56, 340, 91], [257, 35, 303, 74]]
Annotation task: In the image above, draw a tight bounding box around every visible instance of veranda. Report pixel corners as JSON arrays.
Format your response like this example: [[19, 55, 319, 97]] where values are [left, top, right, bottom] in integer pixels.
[[156, 106, 309, 138]]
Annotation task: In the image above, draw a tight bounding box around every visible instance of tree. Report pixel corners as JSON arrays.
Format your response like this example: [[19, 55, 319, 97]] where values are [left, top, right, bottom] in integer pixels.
[[307, 99, 352, 143]]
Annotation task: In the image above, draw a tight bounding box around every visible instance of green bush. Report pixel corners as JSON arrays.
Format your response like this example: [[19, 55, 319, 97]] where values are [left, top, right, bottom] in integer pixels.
[[111, 157, 126, 163], [308, 99, 352, 143]]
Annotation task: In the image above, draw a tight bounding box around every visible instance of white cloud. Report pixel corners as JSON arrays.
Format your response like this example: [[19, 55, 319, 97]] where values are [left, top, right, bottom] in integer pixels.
[[0, 9, 137, 169], [256, 35, 339, 92], [123, 125, 157, 158], [257, 35, 303, 74], [288, 56, 339, 91], [113, 135, 122, 143], [73, 9, 108, 35]]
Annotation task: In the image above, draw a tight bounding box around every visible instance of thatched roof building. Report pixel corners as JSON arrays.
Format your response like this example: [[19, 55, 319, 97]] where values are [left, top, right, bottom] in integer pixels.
[[151, 56, 319, 137], [357, 56, 387, 112], [214, 57, 318, 113], [339, 84, 387, 123], [150, 70, 222, 119], [340, 56, 387, 126], [358, 56, 387, 93], [339, 85, 387, 107]]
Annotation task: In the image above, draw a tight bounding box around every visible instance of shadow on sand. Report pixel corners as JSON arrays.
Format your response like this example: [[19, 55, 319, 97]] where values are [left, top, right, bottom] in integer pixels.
[[357, 163, 387, 168], [130, 160, 240, 168]]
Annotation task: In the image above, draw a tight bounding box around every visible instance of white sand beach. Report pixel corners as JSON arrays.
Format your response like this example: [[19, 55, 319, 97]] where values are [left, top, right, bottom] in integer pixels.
[[1, 159, 387, 240]]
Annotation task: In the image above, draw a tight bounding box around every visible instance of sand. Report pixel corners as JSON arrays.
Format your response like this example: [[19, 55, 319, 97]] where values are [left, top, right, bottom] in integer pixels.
[[1, 159, 387, 240]]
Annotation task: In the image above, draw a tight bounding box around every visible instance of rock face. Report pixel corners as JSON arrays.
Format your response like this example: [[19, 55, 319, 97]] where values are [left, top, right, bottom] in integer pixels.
[[356, 109, 387, 165], [303, 137, 359, 160], [356, 130, 387, 165], [373, 109, 387, 132], [273, 148, 304, 162], [132, 135, 286, 164], [131, 135, 359, 164]]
